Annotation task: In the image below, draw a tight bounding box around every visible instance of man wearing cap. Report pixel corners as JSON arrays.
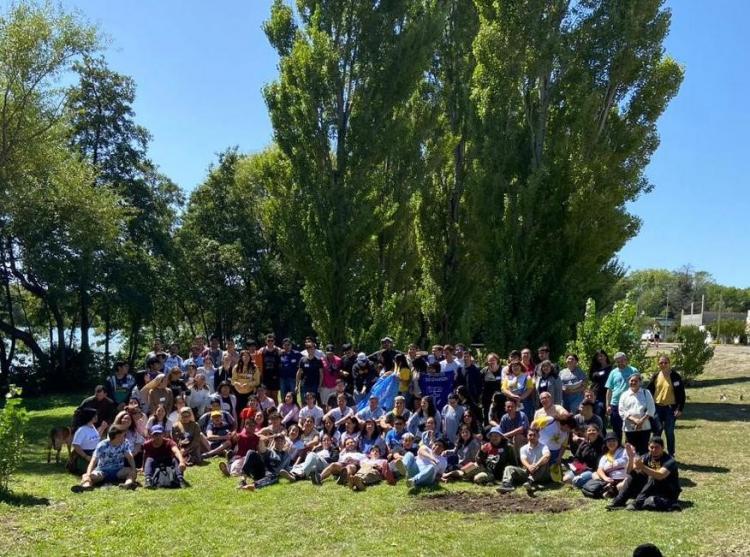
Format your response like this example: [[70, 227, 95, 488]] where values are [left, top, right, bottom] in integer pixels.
[[279, 338, 302, 400], [605, 352, 638, 443], [395, 437, 449, 488], [71, 426, 137, 492], [202, 410, 233, 458], [143, 424, 187, 488], [608, 437, 681, 511], [356, 395, 385, 424], [352, 352, 377, 400], [368, 337, 399, 373]]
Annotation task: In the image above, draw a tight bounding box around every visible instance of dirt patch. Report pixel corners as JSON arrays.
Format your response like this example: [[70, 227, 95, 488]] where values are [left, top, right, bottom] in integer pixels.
[[417, 490, 586, 514]]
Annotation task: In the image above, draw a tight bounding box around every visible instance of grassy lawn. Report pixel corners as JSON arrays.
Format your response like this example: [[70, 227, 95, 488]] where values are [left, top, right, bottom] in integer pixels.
[[1, 345, 749, 557]]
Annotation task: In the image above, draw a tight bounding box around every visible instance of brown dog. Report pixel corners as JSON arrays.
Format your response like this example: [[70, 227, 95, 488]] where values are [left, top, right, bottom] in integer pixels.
[[47, 426, 72, 464]]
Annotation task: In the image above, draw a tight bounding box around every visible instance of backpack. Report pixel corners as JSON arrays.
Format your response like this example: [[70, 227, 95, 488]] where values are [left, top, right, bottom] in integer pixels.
[[151, 464, 180, 488]]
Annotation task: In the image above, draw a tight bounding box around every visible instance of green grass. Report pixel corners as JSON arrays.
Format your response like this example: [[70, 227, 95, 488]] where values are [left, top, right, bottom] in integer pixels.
[[2, 345, 749, 557]]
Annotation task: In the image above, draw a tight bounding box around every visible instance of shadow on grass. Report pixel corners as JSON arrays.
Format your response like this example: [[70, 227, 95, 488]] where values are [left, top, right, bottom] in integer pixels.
[[680, 402, 749, 422], [20, 460, 74, 477], [25, 413, 75, 446], [0, 490, 50, 507], [408, 483, 447, 497], [679, 478, 697, 488], [678, 462, 730, 474], [691, 376, 750, 389], [22, 393, 83, 413]]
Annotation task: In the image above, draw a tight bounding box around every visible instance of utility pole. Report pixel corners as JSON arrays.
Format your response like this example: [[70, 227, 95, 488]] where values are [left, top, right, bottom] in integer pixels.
[[717, 296, 723, 342]]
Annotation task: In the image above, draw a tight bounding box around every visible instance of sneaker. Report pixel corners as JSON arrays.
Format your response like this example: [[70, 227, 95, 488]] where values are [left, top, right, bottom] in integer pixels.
[[625, 501, 637, 511], [670, 502, 682, 512], [524, 481, 537, 496], [144, 479, 155, 490], [279, 470, 295, 482], [351, 476, 365, 491], [497, 483, 515, 494], [310, 471, 322, 486], [70, 484, 93, 493], [178, 479, 189, 489], [336, 469, 349, 486], [218, 461, 230, 478], [406, 478, 416, 489], [395, 459, 407, 478], [119, 481, 136, 491]]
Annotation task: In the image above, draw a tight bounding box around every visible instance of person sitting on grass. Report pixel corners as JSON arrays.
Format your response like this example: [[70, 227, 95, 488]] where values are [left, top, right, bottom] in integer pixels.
[[298, 392, 325, 428], [201, 410, 233, 459], [112, 409, 144, 467], [71, 426, 136, 492], [142, 425, 187, 489], [238, 434, 291, 491], [607, 437, 681, 512], [384, 415, 408, 454], [69, 408, 104, 475], [466, 426, 515, 485], [395, 437, 449, 489], [281, 433, 340, 485], [571, 399, 605, 454], [497, 427, 551, 494], [581, 431, 629, 499], [320, 437, 366, 485], [348, 445, 394, 491], [198, 396, 235, 432], [563, 424, 604, 489], [218, 418, 260, 477], [381, 395, 412, 431], [356, 394, 385, 424], [326, 392, 355, 430], [359, 418, 387, 456], [441, 424, 482, 482], [172, 407, 205, 465]]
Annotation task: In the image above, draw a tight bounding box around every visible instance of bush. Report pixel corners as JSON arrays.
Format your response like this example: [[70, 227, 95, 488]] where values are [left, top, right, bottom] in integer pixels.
[[0, 385, 28, 493], [566, 296, 648, 372], [707, 319, 747, 344], [672, 326, 715, 383]]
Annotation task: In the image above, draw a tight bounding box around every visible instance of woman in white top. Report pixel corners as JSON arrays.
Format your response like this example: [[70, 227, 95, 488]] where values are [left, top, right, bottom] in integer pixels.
[[581, 431, 629, 499], [188, 373, 212, 417], [618, 373, 655, 455]]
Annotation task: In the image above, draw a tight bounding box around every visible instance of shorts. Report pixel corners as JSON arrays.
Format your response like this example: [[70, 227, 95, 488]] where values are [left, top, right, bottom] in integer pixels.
[[98, 468, 121, 482]]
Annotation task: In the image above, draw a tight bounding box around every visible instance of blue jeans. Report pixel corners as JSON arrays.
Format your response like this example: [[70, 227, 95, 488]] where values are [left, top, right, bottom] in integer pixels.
[[609, 405, 623, 444], [573, 470, 593, 488], [402, 452, 436, 486], [655, 405, 676, 455], [279, 378, 297, 401]]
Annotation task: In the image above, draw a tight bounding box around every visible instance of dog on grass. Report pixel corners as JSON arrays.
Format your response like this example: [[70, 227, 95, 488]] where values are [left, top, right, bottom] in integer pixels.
[[47, 426, 72, 464]]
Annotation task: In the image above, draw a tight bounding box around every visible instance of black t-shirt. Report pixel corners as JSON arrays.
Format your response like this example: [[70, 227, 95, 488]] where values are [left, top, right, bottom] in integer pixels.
[[261, 347, 282, 380], [642, 453, 681, 498], [369, 349, 398, 371], [352, 361, 377, 391], [589, 365, 612, 401], [299, 357, 322, 386]]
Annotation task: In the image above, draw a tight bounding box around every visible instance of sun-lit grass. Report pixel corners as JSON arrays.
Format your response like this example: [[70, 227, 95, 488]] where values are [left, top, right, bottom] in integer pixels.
[[1, 345, 749, 557]]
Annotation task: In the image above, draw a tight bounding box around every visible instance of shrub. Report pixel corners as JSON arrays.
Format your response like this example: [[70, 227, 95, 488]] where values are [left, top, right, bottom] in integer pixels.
[[672, 326, 715, 383], [566, 296, 648, 372], [0, 385, 28, 493]]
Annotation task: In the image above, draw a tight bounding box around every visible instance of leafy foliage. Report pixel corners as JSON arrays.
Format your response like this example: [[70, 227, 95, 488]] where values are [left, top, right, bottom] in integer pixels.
[[567, 297, 648, 372], [0, 385, 27, 493], [672, 326, 715, 382]]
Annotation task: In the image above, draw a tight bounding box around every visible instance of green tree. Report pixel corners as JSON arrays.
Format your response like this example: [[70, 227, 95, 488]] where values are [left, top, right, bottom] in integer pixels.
[[672, 326, 714, 382], [470, 0, 683, 352], [413, 0, 479, 344], [0, 1, 98, 384], [262, 0, 442, 345]]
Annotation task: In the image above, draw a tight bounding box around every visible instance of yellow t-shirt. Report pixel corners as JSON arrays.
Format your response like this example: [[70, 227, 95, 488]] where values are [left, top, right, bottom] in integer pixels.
[[397, 367, 411, 393], [654, 373, 676, 406]]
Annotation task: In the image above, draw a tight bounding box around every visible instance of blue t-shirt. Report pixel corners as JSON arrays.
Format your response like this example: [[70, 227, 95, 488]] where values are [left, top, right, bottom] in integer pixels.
[[94, 439, 131, 472], [500, 411, 529, 435], [280, 350, 302, 380], [605, 365, 638, 406]]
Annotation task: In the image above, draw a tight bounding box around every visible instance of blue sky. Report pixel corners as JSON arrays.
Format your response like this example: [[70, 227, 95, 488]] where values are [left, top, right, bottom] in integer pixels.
[[49, 0, 749, 287]]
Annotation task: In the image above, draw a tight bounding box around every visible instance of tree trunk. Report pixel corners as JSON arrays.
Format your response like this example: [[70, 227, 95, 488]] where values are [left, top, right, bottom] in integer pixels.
[[79, 282, 90, 378]]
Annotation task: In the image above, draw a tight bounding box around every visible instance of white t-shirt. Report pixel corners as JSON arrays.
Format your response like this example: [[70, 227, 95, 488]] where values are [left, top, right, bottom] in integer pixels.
[[520, 442, 550, 466], [598, 447, 629, 480], [299, 405, 324, 428], [72, 424, 100, 451], [440, 360, 461, 378]]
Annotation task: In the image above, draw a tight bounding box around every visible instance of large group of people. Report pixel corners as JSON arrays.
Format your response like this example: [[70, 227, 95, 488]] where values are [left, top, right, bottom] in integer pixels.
[[69, 335, 685, 511]]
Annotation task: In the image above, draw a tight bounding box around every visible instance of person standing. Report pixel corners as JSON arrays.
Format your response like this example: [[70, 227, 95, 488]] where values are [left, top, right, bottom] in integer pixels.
[[619, 374, 656, 455], [259, 334, 282, 403], [279, 338, 302, 399], [605, 352, 638, 444], [559, 354, 587, 414], [646, 355, 685, 456], [297, 340, 324, 404]]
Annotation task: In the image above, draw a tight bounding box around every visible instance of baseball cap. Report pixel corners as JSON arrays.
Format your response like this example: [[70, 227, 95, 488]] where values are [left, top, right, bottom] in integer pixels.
[[604, 432, 618, 442], [150, 425, 164, 435], [489, 426, 503, 436], [210, 410, 222, 418], [357, 352, 367, 363], [381, 336, 394, 343]]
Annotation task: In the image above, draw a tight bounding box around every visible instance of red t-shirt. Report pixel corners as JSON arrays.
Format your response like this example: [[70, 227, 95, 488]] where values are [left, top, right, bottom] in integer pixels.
[[235, 430, 259, 458], [143, 438, 177, 461]]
